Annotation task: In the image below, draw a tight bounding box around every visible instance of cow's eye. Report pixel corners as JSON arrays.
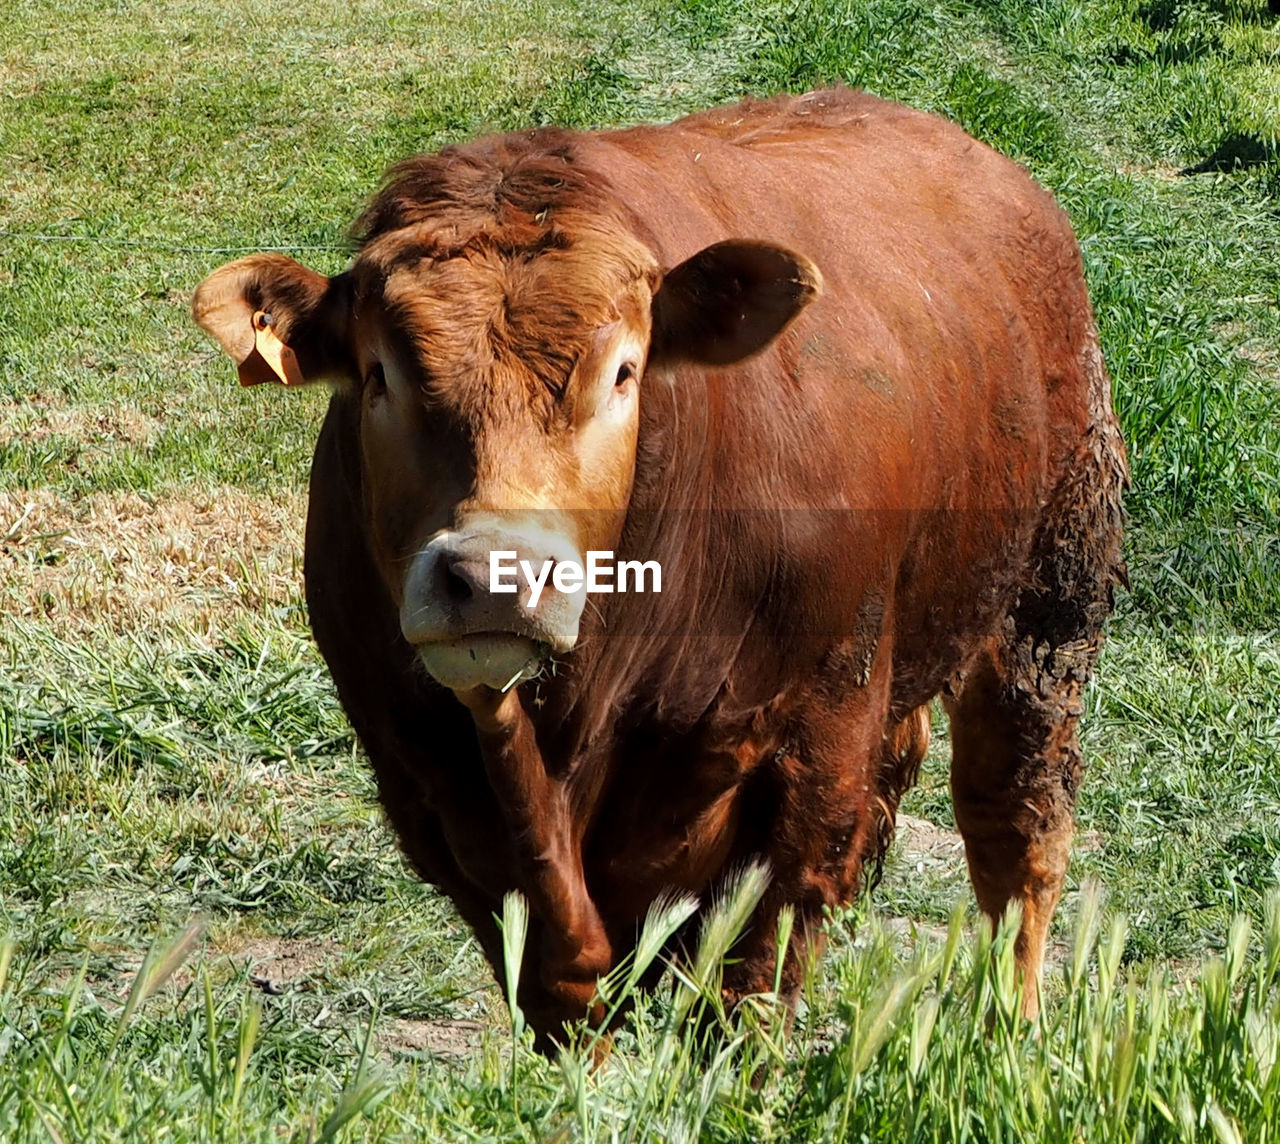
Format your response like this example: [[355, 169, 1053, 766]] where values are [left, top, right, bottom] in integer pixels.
[[615, 362, 636, 388], [365, 362, 387, 398]]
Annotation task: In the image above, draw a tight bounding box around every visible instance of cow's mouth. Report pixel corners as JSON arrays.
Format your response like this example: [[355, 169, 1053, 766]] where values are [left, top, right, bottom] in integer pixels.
[[415, 633, 548, 693]]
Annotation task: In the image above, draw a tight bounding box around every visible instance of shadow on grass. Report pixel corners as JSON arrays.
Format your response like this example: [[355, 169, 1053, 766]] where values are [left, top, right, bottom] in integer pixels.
[[1180, 131, 1278, 175]]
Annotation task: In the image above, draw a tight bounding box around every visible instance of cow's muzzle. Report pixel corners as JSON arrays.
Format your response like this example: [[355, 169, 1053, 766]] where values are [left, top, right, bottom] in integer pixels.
[[399, 523, 586, 692]]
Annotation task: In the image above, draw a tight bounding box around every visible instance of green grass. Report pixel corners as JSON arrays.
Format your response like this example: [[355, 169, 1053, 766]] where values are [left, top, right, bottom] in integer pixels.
[[4, 878, 1280, 1141], [2, 0, 1280, 1138]]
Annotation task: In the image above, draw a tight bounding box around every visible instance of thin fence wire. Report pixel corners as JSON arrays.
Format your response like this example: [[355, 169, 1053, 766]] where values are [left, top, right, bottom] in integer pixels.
[[0, 230, 349, 256]]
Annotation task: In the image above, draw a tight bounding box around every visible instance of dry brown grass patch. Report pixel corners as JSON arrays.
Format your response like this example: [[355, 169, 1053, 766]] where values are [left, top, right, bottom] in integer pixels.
[[2, 392, 158, 447], [0, 487, 306, 639]]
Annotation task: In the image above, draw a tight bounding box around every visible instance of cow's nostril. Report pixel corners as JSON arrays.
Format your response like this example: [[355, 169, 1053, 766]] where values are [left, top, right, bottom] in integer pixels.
[[443, 563, 475, 604]]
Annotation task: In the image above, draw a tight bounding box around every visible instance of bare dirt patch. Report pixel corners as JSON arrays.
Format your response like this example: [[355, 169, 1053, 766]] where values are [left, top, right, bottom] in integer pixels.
[[379, 1017, 487, 1061], [1216, 320, 1280, 382], [204, 937, 488, 1059], [220, 936, 341, 991], [206, 935, 488, 1060], [894, 813, 966, 873]]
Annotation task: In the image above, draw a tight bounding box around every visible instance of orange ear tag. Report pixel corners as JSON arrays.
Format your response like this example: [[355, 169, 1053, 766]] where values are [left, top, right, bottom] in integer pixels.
[[250, 310, 305, 387]]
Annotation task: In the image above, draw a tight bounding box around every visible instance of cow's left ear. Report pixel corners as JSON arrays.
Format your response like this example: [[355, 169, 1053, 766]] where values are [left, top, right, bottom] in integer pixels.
[[649, 240, 822, 367], [192, 254, 355, 388]]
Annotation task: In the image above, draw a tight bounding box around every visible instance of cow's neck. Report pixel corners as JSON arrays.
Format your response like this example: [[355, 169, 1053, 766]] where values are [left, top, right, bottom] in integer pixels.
[[539, 362, 799, 752]]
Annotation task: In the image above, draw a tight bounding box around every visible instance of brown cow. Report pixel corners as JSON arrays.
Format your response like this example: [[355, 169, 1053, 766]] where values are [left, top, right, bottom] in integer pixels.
[[193, 89, 1127, 1046]]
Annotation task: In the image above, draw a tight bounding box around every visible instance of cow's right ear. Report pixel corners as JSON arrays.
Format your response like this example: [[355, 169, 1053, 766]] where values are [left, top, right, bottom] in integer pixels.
[[192, 254, 354, 388]]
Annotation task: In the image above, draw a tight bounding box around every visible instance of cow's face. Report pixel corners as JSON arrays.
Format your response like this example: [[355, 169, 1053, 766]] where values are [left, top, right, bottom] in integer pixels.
[[194, 231, 819, 694]]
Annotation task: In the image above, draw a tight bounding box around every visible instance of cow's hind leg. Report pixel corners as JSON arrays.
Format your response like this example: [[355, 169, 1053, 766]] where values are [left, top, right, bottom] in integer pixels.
[[945, 418, 1126, 1018], [944, 634, 1091, 1018]]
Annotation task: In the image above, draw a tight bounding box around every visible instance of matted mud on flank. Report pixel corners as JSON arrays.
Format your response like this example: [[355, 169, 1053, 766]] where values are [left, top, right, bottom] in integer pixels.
[[0, 488, 306, 638]]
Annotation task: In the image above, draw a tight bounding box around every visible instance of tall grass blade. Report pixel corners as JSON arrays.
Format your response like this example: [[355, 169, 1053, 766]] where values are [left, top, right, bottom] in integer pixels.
[[1207, 1101, 1244, 1144], [1224, 915, 1251, 990], [909, 994, 940, 1081], [95, 921, 205, 1093], [203, 974, 220, 1097], [838, 973, 921, 1140], [1070, 881, 1104, 993], [317, 1076, 390, 1142], [500, 891, 530, 1041], [938, 901, 965, 992], [140, 920, 205, 1003], [673, 861, 770, 1021], [1098, 913, 1128, 1012], [773, 905, 796, 998], [231, 994, 261, 1115], [1262, 891, 1280, 987], [0, 936, 14, 995], [629, 890, 700, 993]]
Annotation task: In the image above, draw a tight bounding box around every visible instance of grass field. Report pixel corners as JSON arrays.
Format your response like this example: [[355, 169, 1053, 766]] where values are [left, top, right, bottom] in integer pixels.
[[2, 0, 1279, 1138]]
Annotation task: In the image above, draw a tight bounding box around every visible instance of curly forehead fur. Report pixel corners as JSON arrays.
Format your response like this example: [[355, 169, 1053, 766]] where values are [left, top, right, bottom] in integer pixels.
[[349, 130, 659, 408]]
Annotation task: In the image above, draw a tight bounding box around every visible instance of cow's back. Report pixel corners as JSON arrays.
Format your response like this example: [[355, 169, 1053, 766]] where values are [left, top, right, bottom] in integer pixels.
[[572, 89, 1108, 708], [594, 89, 1093, 499]]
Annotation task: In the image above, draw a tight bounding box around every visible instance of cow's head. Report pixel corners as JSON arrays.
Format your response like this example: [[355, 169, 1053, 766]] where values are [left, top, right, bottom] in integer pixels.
[[193, 152, 820, 694]]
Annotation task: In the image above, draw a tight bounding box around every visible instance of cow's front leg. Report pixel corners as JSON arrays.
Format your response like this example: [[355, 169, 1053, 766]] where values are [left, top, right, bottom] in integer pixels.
[[459, 687, 613, 1042]]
